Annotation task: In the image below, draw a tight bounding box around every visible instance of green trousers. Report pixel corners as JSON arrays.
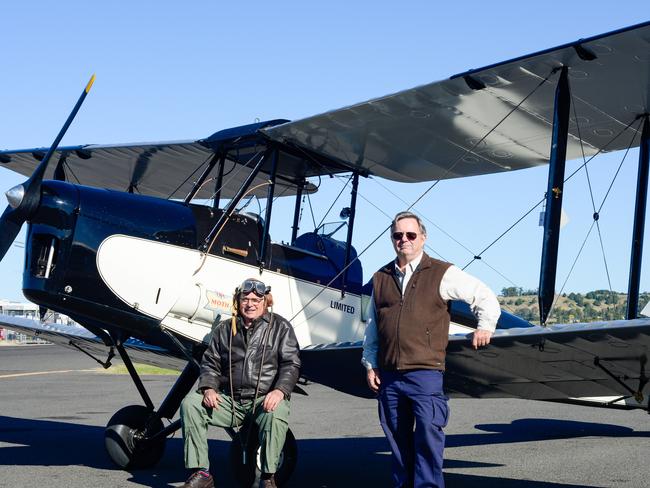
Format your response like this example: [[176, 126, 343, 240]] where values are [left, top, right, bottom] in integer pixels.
[[180, 390, 290, 473]]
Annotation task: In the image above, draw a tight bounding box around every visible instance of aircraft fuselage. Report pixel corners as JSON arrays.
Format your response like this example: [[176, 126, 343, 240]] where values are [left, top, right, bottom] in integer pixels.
[[22, 180, 367, 349]]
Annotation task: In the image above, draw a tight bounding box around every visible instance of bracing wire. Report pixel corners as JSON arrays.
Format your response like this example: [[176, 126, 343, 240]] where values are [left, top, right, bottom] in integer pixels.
[[571, 90, 612, 293], [373, 178, 471, 257], [167, 153, 213, 200], [207, 150, 264, 203], [257, 182, 294, 218], [371, 177, 519, 286], [349, 175, 520, 314], [306, 192, 318, 231], [462, 115, 643, 274], [316, 174, 353, 229], [63, 160, 82, 185], [545, 117, 642, 323], [405, 70, 558, 214], [548, 220, 597, 321], [194, 181, 272, 275]]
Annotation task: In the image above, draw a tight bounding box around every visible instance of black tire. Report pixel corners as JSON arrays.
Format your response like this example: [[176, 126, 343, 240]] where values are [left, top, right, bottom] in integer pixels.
[[105, 405, 166, 469], [230, 427, 298, 487]]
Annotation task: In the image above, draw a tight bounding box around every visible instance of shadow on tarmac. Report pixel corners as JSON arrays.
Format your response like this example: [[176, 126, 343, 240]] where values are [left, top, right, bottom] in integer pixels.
[[448, 417, 650, 447], [1, 415, 648, 487]]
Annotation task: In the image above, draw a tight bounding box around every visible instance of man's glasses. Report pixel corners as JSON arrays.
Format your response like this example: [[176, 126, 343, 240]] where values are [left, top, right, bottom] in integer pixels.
[[240, 297, 264, 305], [392, 231, 418, 241], [238, 279, 271, 297]]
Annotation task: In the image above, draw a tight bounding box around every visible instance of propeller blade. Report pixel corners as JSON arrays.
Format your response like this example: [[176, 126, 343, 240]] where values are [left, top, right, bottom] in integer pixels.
[[0, 74, 96, 262], [22, 74, 96, 209], [0, 205, 24, 261]]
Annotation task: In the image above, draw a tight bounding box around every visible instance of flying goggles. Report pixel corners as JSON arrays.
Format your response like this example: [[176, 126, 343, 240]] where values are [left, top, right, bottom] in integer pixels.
[[237, 279, 271, 297]]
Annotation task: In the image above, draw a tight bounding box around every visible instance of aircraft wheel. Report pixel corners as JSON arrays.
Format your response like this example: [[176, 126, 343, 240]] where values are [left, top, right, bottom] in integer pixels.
[[105, 405, 166, 469], [230, 427, 297, 487]]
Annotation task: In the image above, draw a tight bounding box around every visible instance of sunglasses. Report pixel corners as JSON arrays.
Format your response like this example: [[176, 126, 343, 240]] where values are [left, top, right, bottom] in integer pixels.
[[392, 231, 418, 241], [238, 279, 271, 297]]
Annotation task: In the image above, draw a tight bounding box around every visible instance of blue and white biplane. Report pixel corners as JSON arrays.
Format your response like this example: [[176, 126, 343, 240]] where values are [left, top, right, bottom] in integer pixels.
[[1, 21, 650, 486]]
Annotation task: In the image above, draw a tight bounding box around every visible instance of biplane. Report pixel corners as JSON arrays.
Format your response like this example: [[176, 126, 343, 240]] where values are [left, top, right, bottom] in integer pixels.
[[1, 20, 650, 486]]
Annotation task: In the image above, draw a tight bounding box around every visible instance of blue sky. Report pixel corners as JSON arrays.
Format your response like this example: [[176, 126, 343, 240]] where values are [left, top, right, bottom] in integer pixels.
[[1, 1, 648, 301]]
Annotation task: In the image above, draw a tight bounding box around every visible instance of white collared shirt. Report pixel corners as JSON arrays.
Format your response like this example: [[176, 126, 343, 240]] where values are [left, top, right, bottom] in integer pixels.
[[361, 252, 501, 370]]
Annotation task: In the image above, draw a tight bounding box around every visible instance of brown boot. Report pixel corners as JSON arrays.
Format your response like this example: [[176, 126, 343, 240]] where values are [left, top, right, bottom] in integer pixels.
[[181, 470, 214, 488], [259, 474, 277, 488]]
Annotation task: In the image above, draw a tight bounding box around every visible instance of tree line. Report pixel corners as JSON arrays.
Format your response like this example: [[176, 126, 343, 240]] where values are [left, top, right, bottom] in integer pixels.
[[499, 287, 650, 324]]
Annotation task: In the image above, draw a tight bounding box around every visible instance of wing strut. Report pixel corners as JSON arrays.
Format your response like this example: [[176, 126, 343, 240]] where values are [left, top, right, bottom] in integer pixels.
[[115, 343, 155, 410], [212, 152, 227, 209], [290, 180, 305, 244], [200, 149, 269, 254], [341, 172, 359, 297], [183, 151, 221, 203], [627, 116, 650, 319], [538, 67, 570, 325], [259, 146, 279, 270]]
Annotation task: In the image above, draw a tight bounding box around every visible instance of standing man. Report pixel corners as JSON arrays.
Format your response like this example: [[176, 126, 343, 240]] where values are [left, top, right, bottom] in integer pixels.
[[180, 278, 301, 488], [362, 211, 500, 488]]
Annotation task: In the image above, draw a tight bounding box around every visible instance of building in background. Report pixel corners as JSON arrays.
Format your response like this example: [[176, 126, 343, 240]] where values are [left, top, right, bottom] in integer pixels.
[[0, 299, 76, 343]]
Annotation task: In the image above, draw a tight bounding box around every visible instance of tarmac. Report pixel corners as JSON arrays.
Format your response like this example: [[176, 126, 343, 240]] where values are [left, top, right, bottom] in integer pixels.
[[1, 344, 648, 487]]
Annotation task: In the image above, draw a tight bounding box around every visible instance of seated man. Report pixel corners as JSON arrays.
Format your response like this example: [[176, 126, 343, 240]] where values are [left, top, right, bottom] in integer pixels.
[[180, 278, 301, 488]]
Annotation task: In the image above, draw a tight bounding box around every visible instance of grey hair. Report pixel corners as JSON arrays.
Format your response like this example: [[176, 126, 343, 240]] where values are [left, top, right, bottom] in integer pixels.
[[390, 211, 427, 236]]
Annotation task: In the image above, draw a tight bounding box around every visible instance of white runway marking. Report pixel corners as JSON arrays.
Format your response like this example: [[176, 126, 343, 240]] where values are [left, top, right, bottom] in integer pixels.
[[0, 369, 97, 379]]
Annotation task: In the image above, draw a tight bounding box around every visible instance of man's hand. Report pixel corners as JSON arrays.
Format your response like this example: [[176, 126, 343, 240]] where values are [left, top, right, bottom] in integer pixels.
[[262, 389, 285, 412], [202, 388, 222, 409], [472, 329, 493, 349], [366, 368, 381, 393]]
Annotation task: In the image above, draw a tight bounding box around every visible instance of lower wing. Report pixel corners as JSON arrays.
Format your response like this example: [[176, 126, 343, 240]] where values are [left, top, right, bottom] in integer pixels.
[[301, 318, 650, 409]]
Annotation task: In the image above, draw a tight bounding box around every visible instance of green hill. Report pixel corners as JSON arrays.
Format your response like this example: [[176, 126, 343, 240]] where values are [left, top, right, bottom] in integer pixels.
[[498, 288, 650, 325]]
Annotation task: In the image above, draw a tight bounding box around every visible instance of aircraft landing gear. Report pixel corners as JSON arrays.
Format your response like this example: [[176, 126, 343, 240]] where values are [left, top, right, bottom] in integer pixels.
[[105, 404, 166, 469], [104, 342, 200, 470]]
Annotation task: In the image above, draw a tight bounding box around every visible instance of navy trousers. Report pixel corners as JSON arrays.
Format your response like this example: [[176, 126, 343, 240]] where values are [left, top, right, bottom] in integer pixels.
[[378, 369, 449, 488]]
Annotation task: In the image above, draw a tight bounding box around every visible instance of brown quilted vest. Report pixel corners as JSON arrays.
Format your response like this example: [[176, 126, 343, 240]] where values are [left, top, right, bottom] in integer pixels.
[[373, 253, 452, 371]]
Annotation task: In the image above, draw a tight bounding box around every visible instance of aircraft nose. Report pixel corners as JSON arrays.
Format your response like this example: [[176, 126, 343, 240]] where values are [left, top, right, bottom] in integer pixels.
[[6, 184, 25, 209]]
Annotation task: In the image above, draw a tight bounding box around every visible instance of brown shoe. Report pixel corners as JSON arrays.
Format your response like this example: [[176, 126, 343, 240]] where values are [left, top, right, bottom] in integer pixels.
[[259, 474, 277, 488], [181, 470, 214, 488]]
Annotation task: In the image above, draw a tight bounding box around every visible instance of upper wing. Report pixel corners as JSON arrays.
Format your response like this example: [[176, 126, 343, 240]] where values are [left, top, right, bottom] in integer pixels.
[[2, 23, 648, 192], [0, 120, 321, 200], [0, 314, 186, 371], [301, 318, 650, 408], [263, 22, 650, 182]]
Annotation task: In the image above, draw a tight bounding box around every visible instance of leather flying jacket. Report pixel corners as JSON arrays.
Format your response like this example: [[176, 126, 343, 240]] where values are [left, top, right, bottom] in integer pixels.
[[197, 311, 301, 401]]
